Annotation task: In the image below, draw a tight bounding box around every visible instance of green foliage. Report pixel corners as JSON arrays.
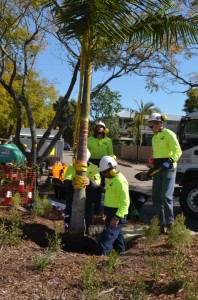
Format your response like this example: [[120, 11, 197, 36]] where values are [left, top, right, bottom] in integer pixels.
[[34, 250, 52, 271], [167, 214, 192, 252], [144, 216, 160, 245], [167, 215, 192, 285], [0, 193, 23, 246], [183, 275, 198, 300], [46, 226, 62, 252], [34, 225, 63, 271], [54, 98, 77, 145], [0, 70, 57, 137], [107, 249, 120, 274], [91, 85, 123, 120], [128, 273, 147, 300], [129, 100, 160, 145], [0, 1, 58, 136], [30, 191, 53, 217], [168, 250, 186, 283], [148, 253, 162, 282], [80, 257, 100, 291], [183, 88, 198, 113]]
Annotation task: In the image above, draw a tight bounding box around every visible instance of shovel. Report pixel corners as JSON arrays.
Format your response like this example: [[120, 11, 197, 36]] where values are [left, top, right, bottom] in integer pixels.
[[134, 168, 161, 181]]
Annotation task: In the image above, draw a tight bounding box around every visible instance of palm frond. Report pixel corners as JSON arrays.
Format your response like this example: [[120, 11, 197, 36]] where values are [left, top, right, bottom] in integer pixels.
[[52, 0, 183, 44], [128, 13, 198, 49]]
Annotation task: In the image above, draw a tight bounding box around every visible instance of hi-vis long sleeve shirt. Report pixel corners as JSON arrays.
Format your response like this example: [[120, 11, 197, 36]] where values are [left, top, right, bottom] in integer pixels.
[[88, 136, 113, 159], [152, 128, 182, 167], [64, 162, 101, 186], [104, 172, 130, 218]]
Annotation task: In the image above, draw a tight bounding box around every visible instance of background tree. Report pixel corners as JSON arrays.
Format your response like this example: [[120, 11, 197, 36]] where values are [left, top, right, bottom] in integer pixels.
[[53, 97, 77, 146], [0, 70, 56, 138], [90, 85, 123, 120], [0, 0, 79, 161], [130, 100, 160, 146], [90, 84, 123, 142], [183, 89, 198, 113]]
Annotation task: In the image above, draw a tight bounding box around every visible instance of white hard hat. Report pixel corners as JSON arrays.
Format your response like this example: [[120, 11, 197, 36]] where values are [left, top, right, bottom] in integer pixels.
[[99, 156, 117, 172], [87, 149, 91, 161], [95, 121, 106, 128], [147, 113, 163, 122]]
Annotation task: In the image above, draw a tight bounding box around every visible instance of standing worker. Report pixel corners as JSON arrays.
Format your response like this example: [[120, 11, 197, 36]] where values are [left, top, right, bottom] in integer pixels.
[[88, 121, 115, 215], [96, 156, 130, 255], [147, 113, 182, 233]]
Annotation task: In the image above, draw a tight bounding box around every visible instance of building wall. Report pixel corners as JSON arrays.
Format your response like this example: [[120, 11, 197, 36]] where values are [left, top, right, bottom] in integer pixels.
[[114, 145, 153, 163]]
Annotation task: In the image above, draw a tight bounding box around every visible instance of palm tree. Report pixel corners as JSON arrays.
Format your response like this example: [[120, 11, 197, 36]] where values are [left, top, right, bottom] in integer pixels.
[[53, 0, 198, 236], [132, 100, 160, 146], [129, 100, 160, 163]]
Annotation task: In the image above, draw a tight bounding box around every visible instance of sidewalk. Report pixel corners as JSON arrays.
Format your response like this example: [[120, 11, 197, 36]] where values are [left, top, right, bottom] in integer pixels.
[[116, 158, 152, 196]]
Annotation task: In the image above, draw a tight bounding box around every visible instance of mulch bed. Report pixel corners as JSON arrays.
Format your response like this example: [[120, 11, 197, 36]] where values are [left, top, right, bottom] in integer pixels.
[[0, 207, 198, 300]]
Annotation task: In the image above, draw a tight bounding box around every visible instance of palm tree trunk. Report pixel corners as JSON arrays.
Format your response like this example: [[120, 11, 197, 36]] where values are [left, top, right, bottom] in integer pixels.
[[69, 35, 92, 236]]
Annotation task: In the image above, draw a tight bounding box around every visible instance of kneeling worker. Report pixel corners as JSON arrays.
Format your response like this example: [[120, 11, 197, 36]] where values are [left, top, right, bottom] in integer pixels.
[[63, 149, 101, 235], [97, 156, 130, 255]]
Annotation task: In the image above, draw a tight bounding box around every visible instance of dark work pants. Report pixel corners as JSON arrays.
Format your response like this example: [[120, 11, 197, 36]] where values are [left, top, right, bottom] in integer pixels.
[[89, 158, 105, 215]]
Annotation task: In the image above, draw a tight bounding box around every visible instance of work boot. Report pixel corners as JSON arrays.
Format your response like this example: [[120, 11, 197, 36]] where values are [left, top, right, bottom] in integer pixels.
[[160, 226, 168, 234], [160, 223, 173, 234]]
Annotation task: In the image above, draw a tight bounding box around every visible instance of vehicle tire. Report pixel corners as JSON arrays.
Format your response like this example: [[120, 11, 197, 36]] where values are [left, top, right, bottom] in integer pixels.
[[179, 182, 198, 220]]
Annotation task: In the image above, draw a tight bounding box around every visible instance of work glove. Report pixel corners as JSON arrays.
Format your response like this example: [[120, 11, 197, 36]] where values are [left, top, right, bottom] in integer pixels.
[[161, 159, 173, 170], [135, 171, 151, 181], [146, 168, 154, 179]]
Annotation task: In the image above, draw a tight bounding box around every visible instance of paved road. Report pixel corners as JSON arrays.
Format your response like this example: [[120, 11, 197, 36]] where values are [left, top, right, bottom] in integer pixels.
[[62, 151, 198, 232]]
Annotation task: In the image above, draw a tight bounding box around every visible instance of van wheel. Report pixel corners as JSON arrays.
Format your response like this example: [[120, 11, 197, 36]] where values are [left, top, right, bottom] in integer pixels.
[[179, 182, 198, 220]]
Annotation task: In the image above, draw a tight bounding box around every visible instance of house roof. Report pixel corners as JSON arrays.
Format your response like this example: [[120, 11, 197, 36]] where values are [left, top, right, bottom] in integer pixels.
[[117, 111, 182, 121]]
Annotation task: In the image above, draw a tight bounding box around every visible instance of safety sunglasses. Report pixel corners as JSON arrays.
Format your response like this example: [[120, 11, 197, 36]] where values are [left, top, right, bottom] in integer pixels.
[[149, 125, 154, 129]]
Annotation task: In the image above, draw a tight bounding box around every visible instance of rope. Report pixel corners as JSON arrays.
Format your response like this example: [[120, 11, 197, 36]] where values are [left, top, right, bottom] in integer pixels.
[[73, 161, 88, 189]]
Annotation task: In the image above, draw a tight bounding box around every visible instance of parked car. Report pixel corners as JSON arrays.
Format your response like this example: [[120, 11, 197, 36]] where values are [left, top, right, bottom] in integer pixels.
[[64, 143, 71, 151]]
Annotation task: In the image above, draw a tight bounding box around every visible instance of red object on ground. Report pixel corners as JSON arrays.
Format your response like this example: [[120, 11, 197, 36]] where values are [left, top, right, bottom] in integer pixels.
[[18, 180, 25, 192], [18, 180, 25, 205], [4, 186, 12, 205], [26, 186, 32, 205]]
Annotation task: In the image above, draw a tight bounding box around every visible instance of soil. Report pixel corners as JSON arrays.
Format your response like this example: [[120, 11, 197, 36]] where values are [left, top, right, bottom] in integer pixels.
[[0, 205, 198, 300]]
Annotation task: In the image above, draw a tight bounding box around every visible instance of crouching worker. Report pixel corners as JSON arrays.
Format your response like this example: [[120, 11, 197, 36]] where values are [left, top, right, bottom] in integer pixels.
[[63, 149, 101, 235], [96, 156, 130, 256]]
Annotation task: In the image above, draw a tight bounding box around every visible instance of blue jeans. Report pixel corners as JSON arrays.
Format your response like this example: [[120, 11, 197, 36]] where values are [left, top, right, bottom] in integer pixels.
[[97, 207, 127, 255], [152, 168, 176, 226]]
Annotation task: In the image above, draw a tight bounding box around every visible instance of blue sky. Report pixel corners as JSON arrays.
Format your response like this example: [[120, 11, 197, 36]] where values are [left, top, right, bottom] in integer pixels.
[[37, 39, 197, 117]]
